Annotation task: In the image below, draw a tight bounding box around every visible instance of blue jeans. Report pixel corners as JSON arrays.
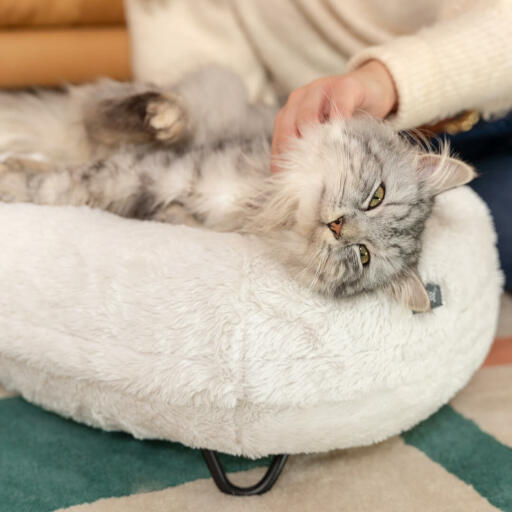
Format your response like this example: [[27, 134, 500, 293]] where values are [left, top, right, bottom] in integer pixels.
[[446, 114, 512, 291]]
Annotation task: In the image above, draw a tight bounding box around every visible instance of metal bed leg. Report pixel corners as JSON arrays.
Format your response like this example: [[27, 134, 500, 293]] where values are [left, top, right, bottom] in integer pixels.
[[201, 449, 289, 496]]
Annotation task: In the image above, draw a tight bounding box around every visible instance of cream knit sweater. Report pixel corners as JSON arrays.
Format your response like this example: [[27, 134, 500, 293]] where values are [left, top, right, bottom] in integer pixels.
[[127, 0, 512, 130]]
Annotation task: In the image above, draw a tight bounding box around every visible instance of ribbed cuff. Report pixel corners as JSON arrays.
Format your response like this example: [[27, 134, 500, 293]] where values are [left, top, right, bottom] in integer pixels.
[[347, 0, 512, 131], [347, 36, 457, 130]]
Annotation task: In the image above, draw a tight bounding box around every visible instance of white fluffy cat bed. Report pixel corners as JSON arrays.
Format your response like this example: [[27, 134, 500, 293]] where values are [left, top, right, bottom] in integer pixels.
[[0, 187, 502, 464]]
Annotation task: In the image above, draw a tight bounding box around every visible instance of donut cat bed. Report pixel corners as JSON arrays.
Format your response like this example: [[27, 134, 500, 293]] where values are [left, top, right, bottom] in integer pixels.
[[0, 186, 502, 490]]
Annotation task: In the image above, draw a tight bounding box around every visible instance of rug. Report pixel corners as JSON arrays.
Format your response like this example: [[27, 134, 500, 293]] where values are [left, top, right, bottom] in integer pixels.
[[2, 299, 511, 512]]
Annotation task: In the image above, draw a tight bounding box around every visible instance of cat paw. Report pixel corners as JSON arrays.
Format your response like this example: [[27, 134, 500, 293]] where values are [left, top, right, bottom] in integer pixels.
[[145, 94, 188, 144]]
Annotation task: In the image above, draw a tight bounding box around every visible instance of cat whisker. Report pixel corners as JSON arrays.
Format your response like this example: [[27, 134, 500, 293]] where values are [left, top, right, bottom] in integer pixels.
[[304, 243, 331, 292]]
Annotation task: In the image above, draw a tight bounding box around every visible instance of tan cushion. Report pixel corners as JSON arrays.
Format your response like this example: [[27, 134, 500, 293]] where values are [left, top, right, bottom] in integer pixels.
[[0, 0, 124, 27], [0, 27, 131, 87]]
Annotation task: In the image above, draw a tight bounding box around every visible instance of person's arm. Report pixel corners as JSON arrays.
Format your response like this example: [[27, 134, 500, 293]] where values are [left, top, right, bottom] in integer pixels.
[[272, 0, 512, 171], [346, 0, 512, 131], [271, 60, 397, 171]]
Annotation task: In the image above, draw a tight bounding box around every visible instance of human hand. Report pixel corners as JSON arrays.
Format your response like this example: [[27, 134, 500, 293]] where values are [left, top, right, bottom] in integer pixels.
[[271, 60, 398, 172]]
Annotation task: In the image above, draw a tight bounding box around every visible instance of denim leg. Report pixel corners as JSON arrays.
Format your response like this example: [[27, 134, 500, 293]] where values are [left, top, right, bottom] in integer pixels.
[[443, 113, 512, 291], [468, 154, 512, 291]]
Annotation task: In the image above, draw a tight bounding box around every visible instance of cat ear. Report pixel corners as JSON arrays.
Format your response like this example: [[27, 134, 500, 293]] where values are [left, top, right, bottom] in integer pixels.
[[385, 268, 431, 312], [417, 153, 476, 196]]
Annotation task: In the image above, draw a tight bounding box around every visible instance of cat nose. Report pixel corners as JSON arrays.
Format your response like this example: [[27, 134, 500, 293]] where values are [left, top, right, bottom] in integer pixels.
[[327, 217, 343, 239]]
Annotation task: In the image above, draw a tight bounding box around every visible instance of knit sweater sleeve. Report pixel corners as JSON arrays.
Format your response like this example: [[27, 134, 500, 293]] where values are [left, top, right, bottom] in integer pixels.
[[346, 0, 512, 130]]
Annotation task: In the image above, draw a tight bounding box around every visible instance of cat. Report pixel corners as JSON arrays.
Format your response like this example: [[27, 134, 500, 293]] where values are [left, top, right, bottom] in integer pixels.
[[0, 67, 475, 312]]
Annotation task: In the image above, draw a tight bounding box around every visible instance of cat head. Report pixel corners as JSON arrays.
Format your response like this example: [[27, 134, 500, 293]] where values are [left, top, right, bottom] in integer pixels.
[[250, 118, 475, 311]]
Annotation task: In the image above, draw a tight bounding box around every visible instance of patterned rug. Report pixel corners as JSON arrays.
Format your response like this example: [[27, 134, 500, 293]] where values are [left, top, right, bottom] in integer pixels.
[[2, 299, 511, 512]]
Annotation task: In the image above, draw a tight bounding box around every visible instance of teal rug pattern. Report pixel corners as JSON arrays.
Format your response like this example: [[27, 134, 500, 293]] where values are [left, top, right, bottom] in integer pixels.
[[2, 396, 512, 511], [0, 397, 270, 512]]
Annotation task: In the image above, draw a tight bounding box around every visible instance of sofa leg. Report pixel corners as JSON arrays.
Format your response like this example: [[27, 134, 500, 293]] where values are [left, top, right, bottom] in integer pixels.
[[201, 449, 289, 496]]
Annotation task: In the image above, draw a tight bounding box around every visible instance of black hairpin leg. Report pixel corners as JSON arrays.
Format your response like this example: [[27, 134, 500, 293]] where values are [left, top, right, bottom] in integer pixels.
[[202, 449, 289, 496]]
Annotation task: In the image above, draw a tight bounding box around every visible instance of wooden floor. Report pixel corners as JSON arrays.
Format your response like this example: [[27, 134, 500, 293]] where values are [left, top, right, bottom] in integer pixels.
[[484, 293, 512, 366]]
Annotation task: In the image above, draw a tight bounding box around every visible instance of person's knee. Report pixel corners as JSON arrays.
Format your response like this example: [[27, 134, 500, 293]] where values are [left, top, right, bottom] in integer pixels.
[[469, 159, 512, 291]]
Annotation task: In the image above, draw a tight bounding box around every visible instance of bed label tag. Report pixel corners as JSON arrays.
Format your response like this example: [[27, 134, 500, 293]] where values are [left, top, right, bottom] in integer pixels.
[[426, 283, 443, 309]]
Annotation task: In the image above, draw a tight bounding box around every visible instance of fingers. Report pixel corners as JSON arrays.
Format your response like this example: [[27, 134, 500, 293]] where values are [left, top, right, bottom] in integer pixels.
[[270, 111, 297, 173], [270, 76, 366, 172], [271, 90, 302, 172], [271, 81, 330, 172], [327, 76, 363, 120], [272, 97, 300, 154], [295, 85, 329, 134]]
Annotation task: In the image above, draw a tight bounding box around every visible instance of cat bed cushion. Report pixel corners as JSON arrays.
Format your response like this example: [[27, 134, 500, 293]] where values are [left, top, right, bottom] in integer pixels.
[[0, 187, 502, 458]]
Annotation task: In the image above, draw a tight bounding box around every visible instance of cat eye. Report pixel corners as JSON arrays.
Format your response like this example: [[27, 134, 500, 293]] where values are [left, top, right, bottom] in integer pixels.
[[359, 244, 370, 266], [368, 184, 385, 210]]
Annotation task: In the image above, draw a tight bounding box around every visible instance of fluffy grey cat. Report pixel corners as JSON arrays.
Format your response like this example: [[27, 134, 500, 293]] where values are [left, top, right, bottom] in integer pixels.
[[0, 67, 475, 312]]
